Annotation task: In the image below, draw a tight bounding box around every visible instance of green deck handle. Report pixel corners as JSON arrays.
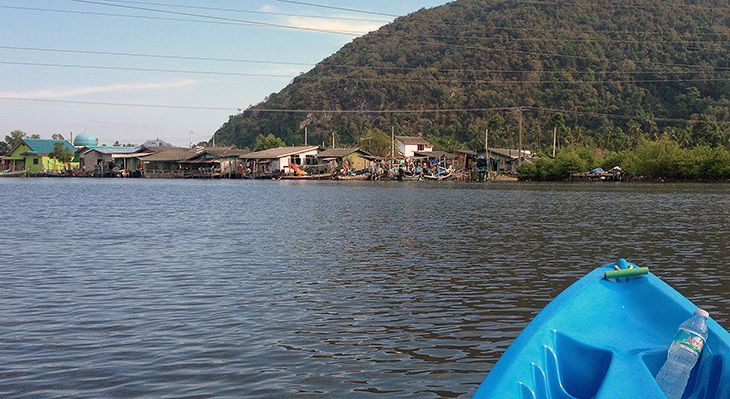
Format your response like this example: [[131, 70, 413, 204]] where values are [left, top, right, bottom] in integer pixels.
[[604, 267, 649, 279]]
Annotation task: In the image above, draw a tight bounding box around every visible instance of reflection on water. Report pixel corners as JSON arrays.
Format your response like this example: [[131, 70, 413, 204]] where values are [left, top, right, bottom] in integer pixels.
[[0, 179, 728, 398]]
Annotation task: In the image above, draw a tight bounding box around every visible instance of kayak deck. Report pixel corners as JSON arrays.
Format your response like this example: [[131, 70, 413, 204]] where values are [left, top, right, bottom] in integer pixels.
[[473, 260, 730, 399]]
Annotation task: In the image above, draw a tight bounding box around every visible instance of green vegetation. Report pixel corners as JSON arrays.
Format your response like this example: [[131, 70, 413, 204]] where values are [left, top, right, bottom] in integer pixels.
[[48, 142, 73, 165], [518, 139, 730, 181], [213, 0, 730, 160], [255, 134, 287, 151], [1, 130, 27, 153]]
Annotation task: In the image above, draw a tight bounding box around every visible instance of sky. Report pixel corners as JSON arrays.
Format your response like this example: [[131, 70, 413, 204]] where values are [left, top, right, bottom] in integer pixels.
[[0, 0, 452, 147]]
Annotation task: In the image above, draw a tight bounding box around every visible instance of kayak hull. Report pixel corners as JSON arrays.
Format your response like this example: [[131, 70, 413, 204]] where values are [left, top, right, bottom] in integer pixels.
[[473, 260, 730, 399]]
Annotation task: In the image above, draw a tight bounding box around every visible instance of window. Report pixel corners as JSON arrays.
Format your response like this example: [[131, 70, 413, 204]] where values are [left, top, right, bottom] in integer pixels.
[[33, 158, 39, 165], [305, 155, 315, 165], [290, 155, 301, 165], [418, 144, 425, 151]]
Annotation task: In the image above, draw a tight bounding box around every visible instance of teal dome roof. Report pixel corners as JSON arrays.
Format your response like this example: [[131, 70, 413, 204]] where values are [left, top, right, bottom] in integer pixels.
[[74, 132, 97, 146]]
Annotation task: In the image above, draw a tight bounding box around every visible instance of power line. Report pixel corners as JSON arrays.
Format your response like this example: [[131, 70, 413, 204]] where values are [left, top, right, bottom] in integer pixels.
[[0, 61, 296, 78], [0, 5, 353, 33], [0, 96, 236, 111], [0, 45, 315, 67], [515, 0, 730, 12], [1, 97, 722, 125], [4, 59, 730, 84], [69, 0, 362, 35], [6, 45, 730, 75], [274, 0, 400, 17], [0, 3, 362, 36], [100, 0, 391, 23]]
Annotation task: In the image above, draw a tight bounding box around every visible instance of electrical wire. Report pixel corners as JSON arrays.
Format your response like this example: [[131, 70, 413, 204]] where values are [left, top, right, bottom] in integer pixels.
[[68, 0, 362, 35], [274, 0, 400, 17], [99, 0, 391, 23], [1, 97, 725, 124], [5, 45, 730, 75], [0, 61, 296, 78]]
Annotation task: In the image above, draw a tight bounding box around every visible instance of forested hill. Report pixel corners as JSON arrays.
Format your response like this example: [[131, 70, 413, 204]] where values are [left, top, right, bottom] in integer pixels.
[[213, 0, 730, 154]]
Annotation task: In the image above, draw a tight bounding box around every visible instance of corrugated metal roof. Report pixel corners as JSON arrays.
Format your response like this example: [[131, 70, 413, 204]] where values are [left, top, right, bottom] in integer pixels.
[[486, 148, 532, 159], [199, 147, 248, 157], [414, 150, 456, 159], [395, 136, 431, 145], [241, 146, 320, 159], [315, 148, 366, 158], [141, 148, 200, 162], [20, 139, 75, 155], [88, 147, 139, 155]]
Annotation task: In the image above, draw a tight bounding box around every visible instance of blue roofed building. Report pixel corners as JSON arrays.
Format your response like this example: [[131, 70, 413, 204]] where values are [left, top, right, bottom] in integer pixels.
[[73, 131, 98, 147], [1, 139, 79, 174]]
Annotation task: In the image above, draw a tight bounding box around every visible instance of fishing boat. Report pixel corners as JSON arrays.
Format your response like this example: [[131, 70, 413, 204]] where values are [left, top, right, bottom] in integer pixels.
[[0, 169, 27, 177], [279, 173, 333, 180], [423, 168, 453, 181], [473, 259, 730, 399], [44, 168, 71, 177]]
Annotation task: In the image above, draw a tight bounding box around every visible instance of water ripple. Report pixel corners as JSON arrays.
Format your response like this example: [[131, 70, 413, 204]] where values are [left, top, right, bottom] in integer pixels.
[[1, 179, 728, 398]]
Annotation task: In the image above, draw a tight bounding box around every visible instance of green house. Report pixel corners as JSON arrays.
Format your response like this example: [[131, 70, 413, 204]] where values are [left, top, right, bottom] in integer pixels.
[[1, 139, 79, 174]]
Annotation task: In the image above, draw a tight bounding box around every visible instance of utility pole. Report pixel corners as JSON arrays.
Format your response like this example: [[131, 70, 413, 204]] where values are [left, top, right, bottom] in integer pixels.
[[486, 128, 492, 180], [391, 126, 395, 158], [304, 126, 308, 146], [518, 107, 524, 166], [189, 130, 193, 148], [552, 126, 557, 158]]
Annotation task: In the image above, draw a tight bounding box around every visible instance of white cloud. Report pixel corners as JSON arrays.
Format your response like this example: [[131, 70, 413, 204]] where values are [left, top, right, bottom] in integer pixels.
[[0, 80, 197, 99], [286, 16, 385, 35]]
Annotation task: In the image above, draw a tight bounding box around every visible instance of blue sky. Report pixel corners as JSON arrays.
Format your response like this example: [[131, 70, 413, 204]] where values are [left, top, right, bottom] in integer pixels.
[[0, 0, 452, 147]]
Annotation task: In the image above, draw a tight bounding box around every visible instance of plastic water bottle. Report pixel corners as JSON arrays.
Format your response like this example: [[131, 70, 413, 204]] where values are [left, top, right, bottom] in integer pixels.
[[655, 308, 710, 399]]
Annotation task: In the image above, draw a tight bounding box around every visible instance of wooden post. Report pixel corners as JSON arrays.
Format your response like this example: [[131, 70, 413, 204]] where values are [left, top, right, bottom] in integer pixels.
[[518, 107, 523, 166], [552, 126, 557, 158], [391, 126, 395, 158], [305, 126, 308, 146]]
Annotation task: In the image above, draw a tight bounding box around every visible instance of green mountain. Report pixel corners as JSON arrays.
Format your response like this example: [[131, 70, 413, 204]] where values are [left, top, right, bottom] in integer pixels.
[[213, 0, 730, 154]]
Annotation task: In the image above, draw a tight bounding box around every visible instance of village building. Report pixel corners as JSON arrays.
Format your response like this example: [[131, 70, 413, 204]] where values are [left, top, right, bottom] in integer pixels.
[[181, 147, 248, 178], [479, 148, 533, 174], [315, 148, 371, 173], [141, 148, 201, 178], [240, 146, 321, 176], [1, 138, 78, 174], [395, 136, 433, 157], [76, 146, 155, 176], [450, 150, 478, 171]]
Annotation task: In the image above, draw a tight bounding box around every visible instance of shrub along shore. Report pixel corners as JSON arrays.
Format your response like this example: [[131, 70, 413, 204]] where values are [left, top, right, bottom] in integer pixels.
[[517, 138, 730, 181]]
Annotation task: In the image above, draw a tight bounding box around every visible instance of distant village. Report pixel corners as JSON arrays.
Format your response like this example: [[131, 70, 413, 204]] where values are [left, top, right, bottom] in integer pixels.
[[1, 131, 537, 181]]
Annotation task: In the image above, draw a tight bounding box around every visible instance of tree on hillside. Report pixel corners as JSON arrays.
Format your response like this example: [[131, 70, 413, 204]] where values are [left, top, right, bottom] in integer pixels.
[[359, 128, 391, 157], [255, 134, 286, 151]]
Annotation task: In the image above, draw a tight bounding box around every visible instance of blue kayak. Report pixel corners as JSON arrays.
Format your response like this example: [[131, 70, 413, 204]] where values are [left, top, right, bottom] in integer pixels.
[[473, 259, 730, 399]]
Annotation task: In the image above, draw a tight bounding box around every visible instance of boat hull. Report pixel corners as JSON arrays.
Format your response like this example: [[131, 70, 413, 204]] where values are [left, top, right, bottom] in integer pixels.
[[473, 260, 730, 399]]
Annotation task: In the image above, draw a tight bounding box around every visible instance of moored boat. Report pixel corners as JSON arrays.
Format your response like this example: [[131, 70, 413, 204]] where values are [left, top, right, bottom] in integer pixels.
[[279, 173, 333, 180], [473, 259, 730, 399], [423, 169, 453, 181], [0, 169, 27, 177]]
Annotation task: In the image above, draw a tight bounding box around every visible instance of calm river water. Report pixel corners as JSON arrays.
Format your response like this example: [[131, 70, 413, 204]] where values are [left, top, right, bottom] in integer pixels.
[[1, 178, 729, 398]]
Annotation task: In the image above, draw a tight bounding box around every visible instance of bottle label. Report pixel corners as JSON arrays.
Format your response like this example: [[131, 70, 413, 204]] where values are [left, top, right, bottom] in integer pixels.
[[674, 330, 705, 355]]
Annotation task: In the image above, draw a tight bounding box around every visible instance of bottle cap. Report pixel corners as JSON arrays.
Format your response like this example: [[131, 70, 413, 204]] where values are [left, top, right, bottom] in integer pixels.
[[695, 308, 710, 318]]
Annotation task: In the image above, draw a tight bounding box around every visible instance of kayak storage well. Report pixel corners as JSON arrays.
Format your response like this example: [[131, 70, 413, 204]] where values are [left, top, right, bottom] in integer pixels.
[[473, 259, 730, 399]]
